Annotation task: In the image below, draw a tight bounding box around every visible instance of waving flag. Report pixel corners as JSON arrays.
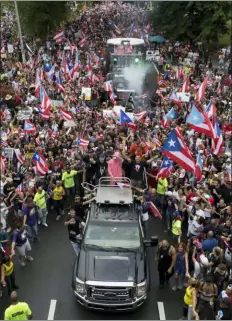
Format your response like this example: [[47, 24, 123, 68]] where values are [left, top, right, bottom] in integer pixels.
[[40, 86, 51, 112], [186, 103, 214, 138], [38, 108, 50, 120], [24, 120, 36, 134], [212, 120, 224, 156], [78, 37, 86, 48], [32, 151, 49, 176], [35, 69, 42, 96], [59, 107, 72, 121], [161, 129, 195, 173], [157, 156, 174, 179], [76, 138, 89, 148], [0, 140, 8, 147], [162, 108, 177, 128], [104, 80, 113, 92], [54, 30, 64, 44], [16, 184, 23, 194], [145, 202, 162, 220], [194, 153, 203, 182], [195, 77, 208, 102], [71, 52, 79, 79], [14, 149, 25, 165], [204, 100, 216, 119], [55, 73, 65, 92], [176, 66, 184, 79], [48, 64, 56, 82], [169, 91, 182, 108], [133, 111, 146, 122], [120, 109, 133, 125], [182, 76, 190, 93]]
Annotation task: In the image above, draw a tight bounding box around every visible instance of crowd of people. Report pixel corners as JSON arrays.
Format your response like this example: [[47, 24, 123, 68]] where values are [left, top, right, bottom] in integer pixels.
[[0, 1, 232, 320]]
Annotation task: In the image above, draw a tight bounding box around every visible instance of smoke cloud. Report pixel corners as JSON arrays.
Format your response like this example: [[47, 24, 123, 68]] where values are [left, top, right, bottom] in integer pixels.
[[122, 64, 150, 95]]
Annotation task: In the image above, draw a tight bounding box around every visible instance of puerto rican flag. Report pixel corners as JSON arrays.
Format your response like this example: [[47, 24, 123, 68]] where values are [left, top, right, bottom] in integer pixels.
[[71, 52, 79, 80], [145, 202, 162, 220], [59, 107, 72, 121], [32, 151, 49, 176], [162, 107, 176, 128], [54, 30, 64, 44], [0, 157, 6, 173], [161, 129, 195, 173], [55, 73, 65, 92], [156, 156, 174, 179], [0, 140, 8, 147], [47, 64, 56, 82], [182, 76, 190, 93], [14, 149, 25, 164], [169, 91, 182, 108], [24, 120, 36, 134], [133, 111, 147, 122], [104, 80, 113, 92], [16, 184, 23, 194], [40, 86, 51, 112], [194, 153, 203, 182], [212, 120, 224, 156], [176, 65, 184, 79], [186, 103, 214, 138], [195, 77, 208, 102], [38, 108, 50, 120], [78, 36, 86, 48], [47, 128, 57, 139], [35, 69, 42, 97], [204, 99, 216, 119], [76, 138, 89, 148]]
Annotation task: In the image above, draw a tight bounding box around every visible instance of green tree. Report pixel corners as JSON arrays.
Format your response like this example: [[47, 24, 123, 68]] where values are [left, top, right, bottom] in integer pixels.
[[149, 1, 231, 43], [18, 1, 69, 41]]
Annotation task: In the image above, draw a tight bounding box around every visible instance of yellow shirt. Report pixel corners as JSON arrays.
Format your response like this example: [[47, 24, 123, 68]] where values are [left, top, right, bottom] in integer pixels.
[[4, 302, 32, 320], [172, 219, 182, 235], [157, 178, 168, 195], [184, 286, 195, 306], [3, 262, 14, 276], [33, 190, 46, 209], [62, 170, 77, 188], [53, 186, 64, 201]]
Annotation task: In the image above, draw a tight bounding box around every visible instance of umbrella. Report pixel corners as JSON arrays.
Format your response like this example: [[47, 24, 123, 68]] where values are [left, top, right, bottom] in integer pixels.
[[148, 35, 166, 43], [63, 120, 77, 128]]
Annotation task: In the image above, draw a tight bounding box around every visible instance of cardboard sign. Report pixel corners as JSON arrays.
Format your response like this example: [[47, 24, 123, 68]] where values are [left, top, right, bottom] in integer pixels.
[[7, 44, 14, 53], [176, 92, 190, 102], [81, 88, 91, 101], [25, 153, 34, 159], [103, 110, 113, 118], [17, 108, 33, 120], [3, 148, 14, 159], [50, 100, 63, 107]]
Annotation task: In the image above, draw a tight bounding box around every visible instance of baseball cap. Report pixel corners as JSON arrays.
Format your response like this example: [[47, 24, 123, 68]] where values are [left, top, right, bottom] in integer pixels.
[[99, 154, 105, 158]]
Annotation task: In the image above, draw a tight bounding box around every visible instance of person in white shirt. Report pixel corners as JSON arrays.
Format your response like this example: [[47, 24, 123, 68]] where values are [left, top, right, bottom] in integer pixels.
[[0, 176, 6, 195]]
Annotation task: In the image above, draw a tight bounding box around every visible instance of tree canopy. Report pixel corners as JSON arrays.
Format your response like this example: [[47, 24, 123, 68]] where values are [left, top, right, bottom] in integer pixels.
[[149, 1, 231, 42], [18, 1, 69, 41]]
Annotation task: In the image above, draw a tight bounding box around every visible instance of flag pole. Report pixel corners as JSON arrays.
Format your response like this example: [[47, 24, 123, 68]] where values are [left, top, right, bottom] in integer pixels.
[[14, 0, 26, 63]]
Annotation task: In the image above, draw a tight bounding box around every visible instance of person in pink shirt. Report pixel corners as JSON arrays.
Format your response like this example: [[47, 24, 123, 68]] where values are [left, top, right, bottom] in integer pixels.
[[107, 151, 123, 185]]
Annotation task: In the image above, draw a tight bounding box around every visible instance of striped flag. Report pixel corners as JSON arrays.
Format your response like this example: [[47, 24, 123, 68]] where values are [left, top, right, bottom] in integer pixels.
[[16, 184, 23, 194], [0, 157, 6, 173], [32, 151, 49, 176], [145, 202, 162, 220], [14, 149, 25, 164], [76, 138, 89, 148], [59, 107, 72, 121], [195, 77, 208, 102], [182, 76, 190, 93], [54, 30, 64, 44]]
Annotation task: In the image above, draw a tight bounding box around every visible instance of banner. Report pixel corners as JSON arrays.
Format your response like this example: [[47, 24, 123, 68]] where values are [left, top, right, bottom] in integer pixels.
[[7, 44, 14, 53], [176, 92, 190, 102], [51, 100, 63, 107]]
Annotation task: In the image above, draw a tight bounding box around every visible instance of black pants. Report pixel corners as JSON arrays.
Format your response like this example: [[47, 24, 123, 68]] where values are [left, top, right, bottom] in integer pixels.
[[158, 266, 174, 286], [5, 272, 16, 295], [53, 199, 64, 217]]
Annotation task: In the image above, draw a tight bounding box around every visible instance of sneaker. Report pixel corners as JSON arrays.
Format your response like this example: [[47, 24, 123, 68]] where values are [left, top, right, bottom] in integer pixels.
[[19, 260, 26, 267], [42, 223, 48, 227], [56, 215, 61, 221], [38, 220, 41, 225], [178, 285, 183, 290], [6, 227, 11, 233], [172, 285, 177, 291], [61, 210, 65, 216], [25, 256, 34, 262]]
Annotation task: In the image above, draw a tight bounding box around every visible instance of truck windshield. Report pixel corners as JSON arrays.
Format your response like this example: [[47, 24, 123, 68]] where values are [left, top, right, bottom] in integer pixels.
[[84, 221, 141, 250]]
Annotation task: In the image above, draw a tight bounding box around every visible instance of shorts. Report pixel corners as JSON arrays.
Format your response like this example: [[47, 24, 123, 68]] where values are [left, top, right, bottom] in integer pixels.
[[174, 265, 186, 276], [16, 239, 31, 256]]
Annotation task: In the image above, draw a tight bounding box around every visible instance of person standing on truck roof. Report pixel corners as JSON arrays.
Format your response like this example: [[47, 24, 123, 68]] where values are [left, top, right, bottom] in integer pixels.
[[107, 151, 123, 185]]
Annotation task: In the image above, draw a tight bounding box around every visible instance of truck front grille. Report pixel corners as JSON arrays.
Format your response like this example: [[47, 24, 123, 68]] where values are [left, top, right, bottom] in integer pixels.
[[87, 286, 133, 302]]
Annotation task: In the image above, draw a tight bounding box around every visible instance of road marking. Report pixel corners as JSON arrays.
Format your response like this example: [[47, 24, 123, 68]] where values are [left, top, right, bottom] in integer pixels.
[[157, 301, 166, 320], [47, 300, 57, 320], [152, 62, 159, 75]]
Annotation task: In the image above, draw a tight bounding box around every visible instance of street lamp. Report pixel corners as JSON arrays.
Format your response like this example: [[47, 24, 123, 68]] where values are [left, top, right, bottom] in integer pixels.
[[13, 0, 26, 63]]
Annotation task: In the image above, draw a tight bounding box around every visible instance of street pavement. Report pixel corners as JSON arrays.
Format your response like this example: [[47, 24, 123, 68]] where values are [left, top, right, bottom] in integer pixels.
[[0, 210, 185, 320]]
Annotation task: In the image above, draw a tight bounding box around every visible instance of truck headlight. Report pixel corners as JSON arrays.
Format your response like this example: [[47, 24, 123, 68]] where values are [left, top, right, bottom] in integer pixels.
[[137, 280, 147, 297], [75, 278, 85, 294]]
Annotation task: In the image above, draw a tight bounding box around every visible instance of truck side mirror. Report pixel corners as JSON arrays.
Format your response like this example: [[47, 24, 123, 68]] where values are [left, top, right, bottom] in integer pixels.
[[150, 236, 158, 247]]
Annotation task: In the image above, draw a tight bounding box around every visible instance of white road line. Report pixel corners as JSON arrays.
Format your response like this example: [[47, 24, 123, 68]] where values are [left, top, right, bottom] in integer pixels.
[[157, 301, 166, 320], [47, 299, 57, 320], [152, 61, 159, 75]]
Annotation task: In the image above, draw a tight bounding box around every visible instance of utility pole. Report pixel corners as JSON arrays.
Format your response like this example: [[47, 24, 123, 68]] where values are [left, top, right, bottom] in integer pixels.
[[14, 0, 26, 63]]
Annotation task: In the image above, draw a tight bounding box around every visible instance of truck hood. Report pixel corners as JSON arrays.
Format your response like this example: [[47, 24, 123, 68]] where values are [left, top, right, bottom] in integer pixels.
[[77, 250, 145, 283]]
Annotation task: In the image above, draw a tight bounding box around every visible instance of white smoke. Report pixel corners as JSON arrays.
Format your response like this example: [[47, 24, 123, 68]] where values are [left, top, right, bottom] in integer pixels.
[[122, 64, 150, 95]]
